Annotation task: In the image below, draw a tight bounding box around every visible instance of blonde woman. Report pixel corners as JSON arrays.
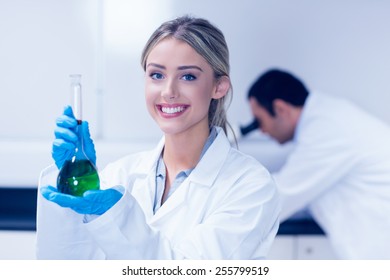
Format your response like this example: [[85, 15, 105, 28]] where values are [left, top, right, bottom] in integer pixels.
[[37, 16, 280, 259]]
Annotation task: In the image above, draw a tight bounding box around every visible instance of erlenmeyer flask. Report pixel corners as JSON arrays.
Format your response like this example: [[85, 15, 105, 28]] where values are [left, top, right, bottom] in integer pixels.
[[56, 74, 100, 196]]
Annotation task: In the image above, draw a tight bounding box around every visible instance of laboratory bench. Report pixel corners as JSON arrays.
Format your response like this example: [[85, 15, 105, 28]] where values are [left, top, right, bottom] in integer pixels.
[[0, 186, 324, 235], [1, 187, 336, 260]]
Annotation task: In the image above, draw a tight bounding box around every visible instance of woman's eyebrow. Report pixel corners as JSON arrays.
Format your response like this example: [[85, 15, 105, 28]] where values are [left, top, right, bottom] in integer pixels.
[[146, 63, 203, 72], [178, 65, 203, 72], [146, 63, 165, 69]]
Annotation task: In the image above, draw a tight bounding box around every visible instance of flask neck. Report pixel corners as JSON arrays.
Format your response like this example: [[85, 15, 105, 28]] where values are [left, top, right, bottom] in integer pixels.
[[73, 123, 89, 161]]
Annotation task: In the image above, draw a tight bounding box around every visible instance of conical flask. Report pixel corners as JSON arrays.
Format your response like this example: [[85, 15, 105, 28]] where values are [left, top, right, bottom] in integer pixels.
[[56, 74, 100, 196]]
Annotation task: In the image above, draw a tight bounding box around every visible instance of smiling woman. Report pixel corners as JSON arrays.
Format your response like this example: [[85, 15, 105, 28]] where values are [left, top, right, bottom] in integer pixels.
[[36, 15, 280, 260]]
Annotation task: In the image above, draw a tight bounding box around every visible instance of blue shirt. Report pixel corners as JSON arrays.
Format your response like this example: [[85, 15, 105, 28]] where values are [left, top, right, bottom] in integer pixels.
[[153, 127, 217, 213]]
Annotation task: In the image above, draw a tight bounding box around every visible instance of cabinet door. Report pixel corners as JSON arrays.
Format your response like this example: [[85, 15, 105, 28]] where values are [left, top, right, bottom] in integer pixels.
[[0, 231, 36, 260]]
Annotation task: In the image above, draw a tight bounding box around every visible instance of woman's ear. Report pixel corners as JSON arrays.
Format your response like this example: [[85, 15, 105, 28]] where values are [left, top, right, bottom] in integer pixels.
[[212, 76, 230, 99]]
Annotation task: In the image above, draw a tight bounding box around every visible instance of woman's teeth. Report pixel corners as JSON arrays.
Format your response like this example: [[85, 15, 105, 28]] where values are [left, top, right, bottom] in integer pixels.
[[161, 106, 185, 114]]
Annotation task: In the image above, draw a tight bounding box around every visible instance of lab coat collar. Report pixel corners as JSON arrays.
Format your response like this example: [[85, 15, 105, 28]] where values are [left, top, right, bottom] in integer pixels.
[[187, 127, 231, 187], [130, 127, 231, 221], [131, 126, 231, 187]]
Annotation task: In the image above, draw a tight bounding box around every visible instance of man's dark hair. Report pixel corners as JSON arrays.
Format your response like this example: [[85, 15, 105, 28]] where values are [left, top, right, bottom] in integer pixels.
[[248, 69, 309, 116]]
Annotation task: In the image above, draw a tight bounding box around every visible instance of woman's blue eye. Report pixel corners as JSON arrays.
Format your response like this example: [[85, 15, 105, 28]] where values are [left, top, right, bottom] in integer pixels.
[[151, 73, 163, 80], [182, 74, 196, 81]]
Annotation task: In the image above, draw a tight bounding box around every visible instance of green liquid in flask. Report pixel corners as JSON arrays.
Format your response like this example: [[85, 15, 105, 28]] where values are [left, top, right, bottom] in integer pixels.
[[57, 159, 100, 197]]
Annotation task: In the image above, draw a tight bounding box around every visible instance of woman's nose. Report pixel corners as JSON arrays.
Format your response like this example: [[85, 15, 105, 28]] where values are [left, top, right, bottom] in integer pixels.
[[161, 79, 178, 101]]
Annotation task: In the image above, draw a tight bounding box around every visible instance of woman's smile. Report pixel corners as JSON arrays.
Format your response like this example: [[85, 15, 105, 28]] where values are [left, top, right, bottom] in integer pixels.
[[157, 104, 189, 118]]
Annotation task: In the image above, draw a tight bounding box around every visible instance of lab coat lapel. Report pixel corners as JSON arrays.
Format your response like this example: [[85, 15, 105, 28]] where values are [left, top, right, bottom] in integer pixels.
[[150, 177, 192, 222], [188, 127, 231, 187], [130, 137, 164, 220], [131, 172, 156, 219], [150, 128, 231, 222]]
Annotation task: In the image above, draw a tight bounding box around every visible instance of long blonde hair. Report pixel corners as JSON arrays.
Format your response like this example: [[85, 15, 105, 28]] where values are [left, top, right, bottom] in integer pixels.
[[141, 15, 232, 134]]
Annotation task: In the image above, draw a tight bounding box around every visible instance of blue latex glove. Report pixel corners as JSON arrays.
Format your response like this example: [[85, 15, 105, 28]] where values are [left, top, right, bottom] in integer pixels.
[[52, 105, 96, 169], [41, 185, 124, 215]]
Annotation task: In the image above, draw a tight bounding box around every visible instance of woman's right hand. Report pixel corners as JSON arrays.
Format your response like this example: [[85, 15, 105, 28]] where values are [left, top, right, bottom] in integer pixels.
[[52, 105, 97, 169]]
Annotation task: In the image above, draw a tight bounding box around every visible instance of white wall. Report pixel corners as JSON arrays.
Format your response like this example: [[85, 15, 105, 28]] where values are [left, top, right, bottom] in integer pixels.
[[1, 0, 389, 185], [0, 0, 99, 140]]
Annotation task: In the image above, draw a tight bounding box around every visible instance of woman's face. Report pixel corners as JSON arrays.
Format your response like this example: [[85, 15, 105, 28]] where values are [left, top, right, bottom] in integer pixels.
[[144, 37, 221, 136]]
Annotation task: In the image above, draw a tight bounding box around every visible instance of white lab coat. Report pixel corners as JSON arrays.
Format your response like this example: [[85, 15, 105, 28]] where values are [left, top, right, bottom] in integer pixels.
[[36, 127, 280, 259], [274, 91, 390, 259]]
